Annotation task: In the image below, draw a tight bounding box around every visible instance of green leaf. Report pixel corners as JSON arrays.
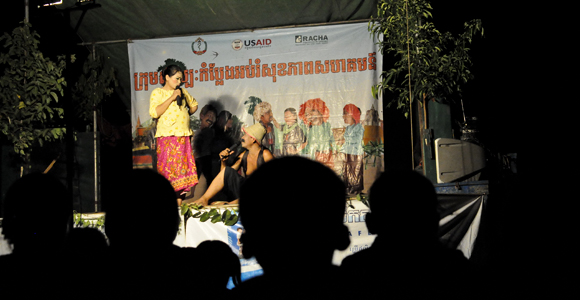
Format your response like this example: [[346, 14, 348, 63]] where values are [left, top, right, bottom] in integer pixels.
[[210, 214, 222, 224], [222, 209, 231, 220], [224, 215, 239, 226], [180, 204, 189, 216], [199, 212, 210, 222]]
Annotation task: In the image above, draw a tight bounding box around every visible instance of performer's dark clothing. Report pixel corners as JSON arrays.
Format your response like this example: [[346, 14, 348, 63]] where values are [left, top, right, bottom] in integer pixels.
[[222, 148, 266, 201]]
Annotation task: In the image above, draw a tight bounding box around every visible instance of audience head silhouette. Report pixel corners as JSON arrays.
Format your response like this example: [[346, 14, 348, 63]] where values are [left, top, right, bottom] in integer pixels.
[[104, 169, 180, 249], [233, 156, 354, 300], [2, 172, 72, 254], [197, 240, 242, 289], [64, 227, 108, 256], [238, 156, 349, 272], [365, 169, 439, 244], [340, 170, 473, 300]]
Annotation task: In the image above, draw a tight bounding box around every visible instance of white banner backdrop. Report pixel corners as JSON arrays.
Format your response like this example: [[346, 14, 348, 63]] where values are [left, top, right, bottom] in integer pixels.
[[129, 22, 384, 194]]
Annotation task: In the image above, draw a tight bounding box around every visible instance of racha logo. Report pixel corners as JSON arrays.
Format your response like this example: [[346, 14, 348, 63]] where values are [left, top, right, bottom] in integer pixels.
[[232, 39, 243, 51], [295, 35, 329, 45], [192, 37, 207, 55]]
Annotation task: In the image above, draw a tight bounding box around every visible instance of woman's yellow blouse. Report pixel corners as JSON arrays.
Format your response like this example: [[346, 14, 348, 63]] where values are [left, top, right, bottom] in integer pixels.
[[149, 88, 198, 137]]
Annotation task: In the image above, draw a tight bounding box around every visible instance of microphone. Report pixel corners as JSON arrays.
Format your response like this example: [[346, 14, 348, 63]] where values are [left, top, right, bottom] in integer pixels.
[[224, 141, 242, 166], [228, 142, 240, 152], [175, 87, 183, 106]]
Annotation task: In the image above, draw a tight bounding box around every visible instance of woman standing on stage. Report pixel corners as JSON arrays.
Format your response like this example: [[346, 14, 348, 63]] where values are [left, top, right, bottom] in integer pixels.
[[149, 64, 199, 205]]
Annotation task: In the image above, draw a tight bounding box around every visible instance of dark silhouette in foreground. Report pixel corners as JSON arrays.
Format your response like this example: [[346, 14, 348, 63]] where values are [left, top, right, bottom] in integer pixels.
[[102, 169, 200, 299], [340, 170, 476, 299], [232, 156, 352, 299], [0, 173, 73, 299], [197, 240, 242, 293], [64, 227, 108, 257]]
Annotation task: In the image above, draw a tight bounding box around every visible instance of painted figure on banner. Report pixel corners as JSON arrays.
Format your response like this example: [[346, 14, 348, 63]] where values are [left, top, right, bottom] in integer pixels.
[[273, 107, 307, 156], [299, 98, 335, 169], [193, 104, 217, 186], [253, 102, 276, 156], [192, 123, 273, 206], [149, 64, 199, 205], [340, 104, 365, 195]]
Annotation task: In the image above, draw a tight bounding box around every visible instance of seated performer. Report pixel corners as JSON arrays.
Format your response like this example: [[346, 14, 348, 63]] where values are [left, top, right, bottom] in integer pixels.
[[192, 123, 273, 205]]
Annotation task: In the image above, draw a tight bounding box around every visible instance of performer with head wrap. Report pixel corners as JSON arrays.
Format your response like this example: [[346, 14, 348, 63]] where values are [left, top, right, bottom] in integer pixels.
[[192, 123, 273, 205], [299, 98, 335, 169]]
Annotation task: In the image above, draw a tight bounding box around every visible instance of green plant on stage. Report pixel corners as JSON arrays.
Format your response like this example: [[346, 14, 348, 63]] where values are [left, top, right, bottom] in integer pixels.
[[369, 0, 483, 118], [73, 211, 105, 230], [346, 193, 369, 209], [0, 22, 74, 174], [363, 140, 384, 169], [356, 193, 370, 208], [180, 203, 239, 229]]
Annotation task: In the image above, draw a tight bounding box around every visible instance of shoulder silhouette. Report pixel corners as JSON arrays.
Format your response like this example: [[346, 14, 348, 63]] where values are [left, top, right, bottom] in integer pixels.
[[340, 169, 475, 299], [102, 168, 199, 299], [233, 156, 352, 299], [0, 172, 72, 298]]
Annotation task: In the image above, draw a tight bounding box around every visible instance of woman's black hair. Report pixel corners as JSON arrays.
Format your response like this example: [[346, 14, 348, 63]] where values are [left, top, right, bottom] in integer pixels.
[[161, 64, 182, 86], [215, 110, 233, 131]]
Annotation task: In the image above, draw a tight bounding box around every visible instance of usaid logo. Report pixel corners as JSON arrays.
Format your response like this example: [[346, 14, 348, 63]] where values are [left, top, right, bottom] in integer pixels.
[[233, 39, 272, 50], [244, 39, 272, 47]]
